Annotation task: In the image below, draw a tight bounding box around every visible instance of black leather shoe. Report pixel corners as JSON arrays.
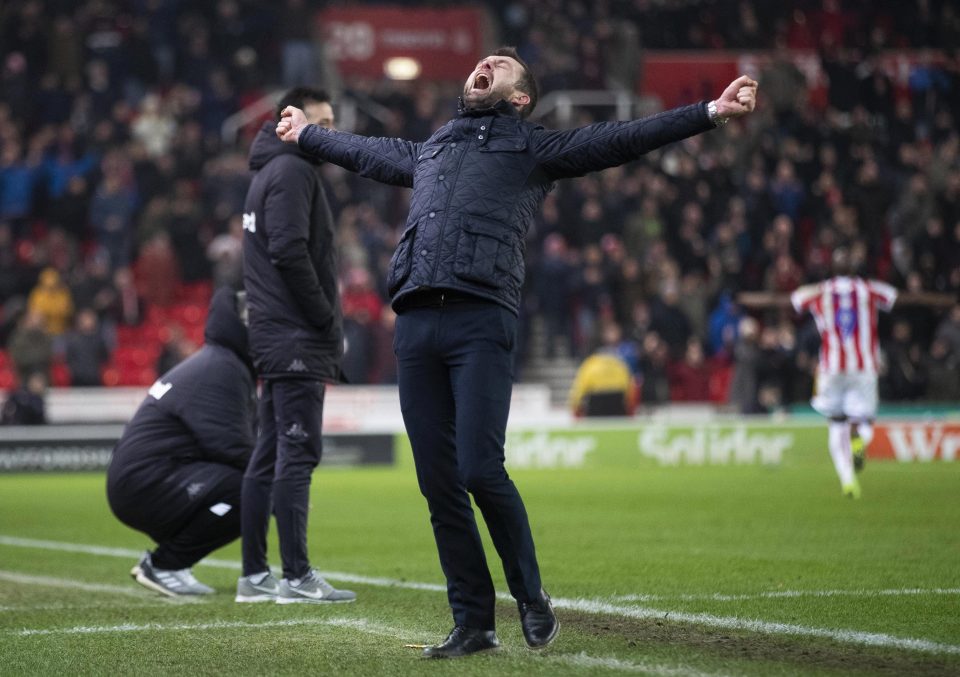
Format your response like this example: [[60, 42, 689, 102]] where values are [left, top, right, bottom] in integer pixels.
[[519, 588, 559, 649], [421, 625, 500, 658]]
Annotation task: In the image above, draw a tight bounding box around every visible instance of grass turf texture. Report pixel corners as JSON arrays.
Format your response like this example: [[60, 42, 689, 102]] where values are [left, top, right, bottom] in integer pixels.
[[0, 444, 958, 675]]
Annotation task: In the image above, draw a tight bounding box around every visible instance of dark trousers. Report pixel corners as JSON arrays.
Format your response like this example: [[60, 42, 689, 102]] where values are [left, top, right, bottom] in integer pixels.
[[109, 463, 242, 571], [241, 378, 324, 580], [395, 300, 542, 630]]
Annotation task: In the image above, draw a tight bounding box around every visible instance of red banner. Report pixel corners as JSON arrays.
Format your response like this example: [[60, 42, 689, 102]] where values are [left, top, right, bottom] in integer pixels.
[[871, 422, 960, 462], [318, 7, 485, 80], [640, 50, 945, 109]]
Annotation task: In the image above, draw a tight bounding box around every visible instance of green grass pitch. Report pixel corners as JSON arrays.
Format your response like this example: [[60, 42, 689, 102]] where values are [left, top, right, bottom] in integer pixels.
[[0, 441, 958, 676]]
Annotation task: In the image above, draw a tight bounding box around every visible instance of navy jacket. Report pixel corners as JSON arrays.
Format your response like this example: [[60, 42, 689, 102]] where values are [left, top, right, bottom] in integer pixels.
[[107, 288, 257, 503], [243, 121, 342, 381], [298, 99, 715, 314]]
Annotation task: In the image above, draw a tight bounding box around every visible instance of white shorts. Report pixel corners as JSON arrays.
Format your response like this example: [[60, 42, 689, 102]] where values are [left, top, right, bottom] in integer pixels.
[[811, 371, 878, 420]]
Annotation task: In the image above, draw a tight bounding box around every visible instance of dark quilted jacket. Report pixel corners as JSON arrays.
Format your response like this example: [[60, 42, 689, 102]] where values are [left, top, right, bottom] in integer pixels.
[[298, 99, 714, 314]]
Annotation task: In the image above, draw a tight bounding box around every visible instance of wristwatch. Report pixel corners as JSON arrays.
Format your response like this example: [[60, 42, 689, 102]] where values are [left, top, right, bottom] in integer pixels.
[[707, 100, 728, 127]]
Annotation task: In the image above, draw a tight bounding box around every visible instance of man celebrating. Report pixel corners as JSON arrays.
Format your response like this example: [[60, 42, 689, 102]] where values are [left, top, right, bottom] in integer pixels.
[[791, 249, 898, 499], [277, 48, 757, 656]]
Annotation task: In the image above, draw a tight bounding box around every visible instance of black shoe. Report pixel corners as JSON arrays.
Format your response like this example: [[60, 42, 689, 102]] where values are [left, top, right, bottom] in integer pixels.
[[519, 588, 559, 649], [421, 625, 500, 659]]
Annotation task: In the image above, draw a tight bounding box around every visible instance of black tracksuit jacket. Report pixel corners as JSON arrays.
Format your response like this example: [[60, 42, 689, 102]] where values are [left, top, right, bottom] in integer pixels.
[[242, 121, 342, 382], [106, 288, 257, 532]]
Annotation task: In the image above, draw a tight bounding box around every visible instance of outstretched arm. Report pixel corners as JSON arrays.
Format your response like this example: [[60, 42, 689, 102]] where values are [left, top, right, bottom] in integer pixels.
[[533, 75, 757, 180], [277, 106, 419, 187]]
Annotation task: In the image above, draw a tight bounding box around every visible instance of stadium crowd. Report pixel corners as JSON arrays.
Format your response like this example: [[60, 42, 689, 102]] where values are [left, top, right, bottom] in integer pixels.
[[1, 0, 959, 423]]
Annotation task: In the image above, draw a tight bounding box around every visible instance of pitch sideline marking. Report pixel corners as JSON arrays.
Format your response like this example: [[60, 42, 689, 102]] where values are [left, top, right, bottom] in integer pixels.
[[554, 596, 960, 656], [1, 534, 959, 656], [6, 613, 726, 675], [0, 570, 196, 603], [614, 588, 960, 603]]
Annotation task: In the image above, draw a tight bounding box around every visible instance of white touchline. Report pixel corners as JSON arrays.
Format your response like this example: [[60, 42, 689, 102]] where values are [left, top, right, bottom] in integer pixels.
[[0, 570, 195, 603], [614, 588, 960, 603], [0, 602, 182, 613], [6, 614, 730, 676], [548, 652, 727, 677], [551, 597, 960, 656], [9, 617, 410, 638], [2, 534, 959, 656]]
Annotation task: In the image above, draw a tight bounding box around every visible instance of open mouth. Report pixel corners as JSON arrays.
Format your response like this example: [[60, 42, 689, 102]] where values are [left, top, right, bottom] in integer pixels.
[[473, 73, 491, 91]]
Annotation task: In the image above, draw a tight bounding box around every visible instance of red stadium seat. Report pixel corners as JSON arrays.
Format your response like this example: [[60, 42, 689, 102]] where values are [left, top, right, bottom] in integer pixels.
[[0, 369, 17, 390], [50, 360, 71, 387]]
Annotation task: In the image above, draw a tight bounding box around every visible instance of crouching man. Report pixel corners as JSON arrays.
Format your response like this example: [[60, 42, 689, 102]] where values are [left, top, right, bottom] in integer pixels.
[[107, 288, 256, 596]]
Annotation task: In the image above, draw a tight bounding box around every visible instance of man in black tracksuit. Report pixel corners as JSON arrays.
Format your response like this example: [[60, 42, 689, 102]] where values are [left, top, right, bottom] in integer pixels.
[[277, 49, 757, 654], [238, 88, 354, 604], [107, 287, 256, 596]]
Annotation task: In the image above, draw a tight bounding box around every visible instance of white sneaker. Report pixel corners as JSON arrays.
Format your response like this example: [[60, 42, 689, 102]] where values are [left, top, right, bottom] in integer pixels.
[[277, 569, 356, 604], [235, 572, 280, 603], [130, 552, 215, 597]]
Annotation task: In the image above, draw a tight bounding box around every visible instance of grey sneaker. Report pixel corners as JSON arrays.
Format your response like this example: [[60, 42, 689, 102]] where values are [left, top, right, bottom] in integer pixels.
[[130, 552, 214, 597], [276, 569, 356, 604], [235, 571, 280, 603]]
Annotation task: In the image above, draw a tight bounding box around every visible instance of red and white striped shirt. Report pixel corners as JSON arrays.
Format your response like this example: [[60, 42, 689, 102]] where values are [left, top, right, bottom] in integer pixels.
[[791, 277, 898, 375]]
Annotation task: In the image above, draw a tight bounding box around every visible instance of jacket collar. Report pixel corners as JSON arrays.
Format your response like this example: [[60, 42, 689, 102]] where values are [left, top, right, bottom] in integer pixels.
[[457, 98, 520, 119]]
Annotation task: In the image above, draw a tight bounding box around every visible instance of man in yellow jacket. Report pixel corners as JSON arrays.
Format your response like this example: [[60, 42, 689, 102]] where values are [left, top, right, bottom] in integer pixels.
[[569, 352, 636, 417]]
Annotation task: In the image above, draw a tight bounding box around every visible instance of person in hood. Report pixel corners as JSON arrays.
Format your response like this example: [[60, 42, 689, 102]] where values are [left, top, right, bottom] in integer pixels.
[[237, 87, 354, 605], [275, 47, 757, 656], [107, 287, 256, 597]]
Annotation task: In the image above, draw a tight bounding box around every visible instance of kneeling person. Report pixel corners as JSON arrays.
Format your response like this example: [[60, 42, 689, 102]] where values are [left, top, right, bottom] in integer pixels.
[[107, 288, 257, 596]]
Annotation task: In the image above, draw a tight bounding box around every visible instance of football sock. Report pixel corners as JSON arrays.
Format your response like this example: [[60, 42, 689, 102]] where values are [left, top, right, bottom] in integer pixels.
[[828, 420, 855, 487]]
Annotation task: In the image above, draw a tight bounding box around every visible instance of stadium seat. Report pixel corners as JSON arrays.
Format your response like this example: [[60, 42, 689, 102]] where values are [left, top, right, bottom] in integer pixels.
[[0, 368, 16, 390], [50, 360, 71, 387]]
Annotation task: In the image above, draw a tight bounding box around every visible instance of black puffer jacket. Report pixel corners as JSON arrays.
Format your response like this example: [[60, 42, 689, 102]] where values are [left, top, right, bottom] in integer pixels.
[[107, 288, 257, 506], [298, 99, 714, 315], [243, 121, 342, 381]]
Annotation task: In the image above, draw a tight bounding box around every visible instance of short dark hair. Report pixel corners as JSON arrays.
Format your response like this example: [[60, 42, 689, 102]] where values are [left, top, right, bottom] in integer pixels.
[[492, 46, 538, 119], [276, 87, 330, 120]]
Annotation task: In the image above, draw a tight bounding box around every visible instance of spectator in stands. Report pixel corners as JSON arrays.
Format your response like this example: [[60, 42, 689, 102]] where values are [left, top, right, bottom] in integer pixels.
[[923, 337, 960, 401], [569, 348, 636, 417], [7, 310, 52, 386], [106, 267, 144, 331], [206, 214, 244, 290], [340, 266, 384, 384], [534, 233, 575, 358], [89, 154, 138, 270], [934, 304, 960, 358], [27, 267, 73, 337], [136, 231, 180, 307], [669, 338, 712, 402], [650, 277, 692, 359], [155, 324, 196, 375], [0, 138, 41, 233], [368, 306, 398, 384], [63, 308, 109, 386], [881, 319, 925, 401], [729, 316, 761, 414], [638, 330, 671, 405], [1, 371, 47, 425], [107, 288, 256, 597], [70, 252, 116, 323]]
